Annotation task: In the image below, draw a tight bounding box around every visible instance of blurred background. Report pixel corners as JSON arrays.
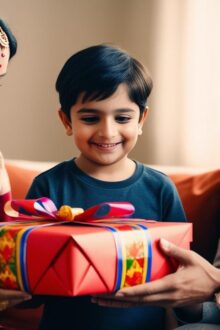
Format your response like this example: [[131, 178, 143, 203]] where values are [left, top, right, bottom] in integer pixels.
[[1, 0, 220, 167]]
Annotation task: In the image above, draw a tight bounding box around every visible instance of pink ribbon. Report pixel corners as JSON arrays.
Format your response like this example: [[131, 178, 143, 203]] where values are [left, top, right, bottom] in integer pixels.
[[4, 197, 135, 222]]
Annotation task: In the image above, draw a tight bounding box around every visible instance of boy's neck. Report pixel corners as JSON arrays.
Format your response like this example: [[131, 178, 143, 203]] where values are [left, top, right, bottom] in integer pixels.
[[75, 156, 136, 182]]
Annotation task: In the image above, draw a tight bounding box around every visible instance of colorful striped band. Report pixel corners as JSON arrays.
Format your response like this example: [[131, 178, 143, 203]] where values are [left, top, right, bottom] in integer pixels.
[[96, 222, 152, 291], [0, 221, 152, 292]]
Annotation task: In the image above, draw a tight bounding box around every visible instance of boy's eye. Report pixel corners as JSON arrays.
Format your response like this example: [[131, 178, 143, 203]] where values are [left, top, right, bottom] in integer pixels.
[[80, 116, 100, 124], [115, 115, 131, 123]]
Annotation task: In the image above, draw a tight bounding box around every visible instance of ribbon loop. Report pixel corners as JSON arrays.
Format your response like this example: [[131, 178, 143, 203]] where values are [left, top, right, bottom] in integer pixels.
[[75, 202, 135, 222], [4, 198, 135, 222]]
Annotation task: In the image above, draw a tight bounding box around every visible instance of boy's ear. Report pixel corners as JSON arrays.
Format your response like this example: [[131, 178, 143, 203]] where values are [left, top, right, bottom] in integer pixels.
[[58, 109, 73, 136], [138, 107, 149, 135]]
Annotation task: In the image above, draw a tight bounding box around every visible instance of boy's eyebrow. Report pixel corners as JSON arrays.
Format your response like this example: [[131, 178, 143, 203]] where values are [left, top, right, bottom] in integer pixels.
[[77, 108, 136, 114]]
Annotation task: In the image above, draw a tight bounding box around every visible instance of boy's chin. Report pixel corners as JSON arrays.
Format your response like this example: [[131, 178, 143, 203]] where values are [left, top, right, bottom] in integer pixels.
[[92, 156, 128, 167], [84, 155, 122, 167]]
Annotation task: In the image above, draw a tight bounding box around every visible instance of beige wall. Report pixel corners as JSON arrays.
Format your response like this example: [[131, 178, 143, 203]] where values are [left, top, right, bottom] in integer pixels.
[[1, 0, 153, 162], [1, 0, 220, 167]]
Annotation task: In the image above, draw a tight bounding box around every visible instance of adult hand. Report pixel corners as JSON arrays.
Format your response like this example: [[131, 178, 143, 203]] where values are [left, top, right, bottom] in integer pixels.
[[0, 289, 31, 311], [92, 238, 220, 308]]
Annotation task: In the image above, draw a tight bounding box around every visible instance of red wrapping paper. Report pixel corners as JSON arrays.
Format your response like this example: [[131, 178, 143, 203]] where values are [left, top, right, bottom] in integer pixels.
[[0, 220, 192, 296]]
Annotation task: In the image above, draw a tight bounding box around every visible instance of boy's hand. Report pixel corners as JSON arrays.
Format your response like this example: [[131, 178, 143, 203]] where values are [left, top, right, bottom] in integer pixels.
[[91, 239, 220, 308], [0, 289, 31, 311]]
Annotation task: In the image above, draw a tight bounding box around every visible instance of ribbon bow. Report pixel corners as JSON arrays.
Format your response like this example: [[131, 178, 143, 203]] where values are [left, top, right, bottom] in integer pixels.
[[4, 197, 135, 222]]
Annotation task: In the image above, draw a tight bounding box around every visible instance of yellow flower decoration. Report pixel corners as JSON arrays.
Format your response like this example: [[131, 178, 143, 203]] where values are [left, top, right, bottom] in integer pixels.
[[0, 234, 15, 252], [126, 259, 143, 278], [0, 265, 16, 283], [56, 205, 84, 221]]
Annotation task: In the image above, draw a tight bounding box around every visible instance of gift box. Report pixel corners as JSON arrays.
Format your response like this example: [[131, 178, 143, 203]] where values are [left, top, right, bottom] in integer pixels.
[[0, 199, 192, 296]]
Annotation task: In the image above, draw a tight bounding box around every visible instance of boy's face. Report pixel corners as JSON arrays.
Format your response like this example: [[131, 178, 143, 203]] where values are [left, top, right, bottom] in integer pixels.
[[59, 84, 148, 168]]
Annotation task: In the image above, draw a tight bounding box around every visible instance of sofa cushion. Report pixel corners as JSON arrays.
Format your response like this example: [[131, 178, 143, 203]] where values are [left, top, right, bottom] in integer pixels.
[[170, 169, 220, 263], [5, 163, 41, 199], [4, 162, 220, 262]]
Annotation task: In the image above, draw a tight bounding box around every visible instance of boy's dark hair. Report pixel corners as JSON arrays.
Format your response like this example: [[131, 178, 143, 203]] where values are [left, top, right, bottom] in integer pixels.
[[0, 19, 17, 59], [56, 44, 153, 120]]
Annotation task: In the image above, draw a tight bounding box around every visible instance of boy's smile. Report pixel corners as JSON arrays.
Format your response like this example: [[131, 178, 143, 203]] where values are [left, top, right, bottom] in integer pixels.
[[59, 84, 148, 180], [90, 141, 123, 152]]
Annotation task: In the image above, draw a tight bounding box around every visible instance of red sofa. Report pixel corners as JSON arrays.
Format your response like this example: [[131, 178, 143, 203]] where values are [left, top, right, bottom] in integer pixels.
[[0, 161, 219, 329]]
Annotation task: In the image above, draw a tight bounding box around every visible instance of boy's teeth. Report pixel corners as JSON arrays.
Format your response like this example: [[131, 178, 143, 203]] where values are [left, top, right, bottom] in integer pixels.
[[96, 143, 117, 147]]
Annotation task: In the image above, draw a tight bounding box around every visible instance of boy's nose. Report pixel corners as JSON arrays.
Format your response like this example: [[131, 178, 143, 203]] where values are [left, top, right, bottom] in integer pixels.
[[98, 118, 117, 139]]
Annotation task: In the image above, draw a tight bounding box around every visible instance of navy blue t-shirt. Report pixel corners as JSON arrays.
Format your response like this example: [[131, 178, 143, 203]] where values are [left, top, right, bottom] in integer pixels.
[[26, 159, 186, 330]]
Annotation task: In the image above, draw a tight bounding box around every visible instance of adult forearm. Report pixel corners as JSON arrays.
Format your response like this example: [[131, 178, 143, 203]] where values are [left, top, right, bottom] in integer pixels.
[[174, 266, 220, 323]]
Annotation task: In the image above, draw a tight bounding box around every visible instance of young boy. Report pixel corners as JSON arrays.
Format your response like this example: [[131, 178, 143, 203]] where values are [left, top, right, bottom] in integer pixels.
[[26, 44, 186, 330]]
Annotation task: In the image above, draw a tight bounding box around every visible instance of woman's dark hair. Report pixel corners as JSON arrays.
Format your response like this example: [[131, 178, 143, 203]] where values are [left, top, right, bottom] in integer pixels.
[[0, 18, 17, 59], [56, 44, 153, 120]]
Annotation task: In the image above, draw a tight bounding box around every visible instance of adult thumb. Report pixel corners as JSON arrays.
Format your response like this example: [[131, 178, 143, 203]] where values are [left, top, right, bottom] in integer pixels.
[[159, 238, 191, 265]]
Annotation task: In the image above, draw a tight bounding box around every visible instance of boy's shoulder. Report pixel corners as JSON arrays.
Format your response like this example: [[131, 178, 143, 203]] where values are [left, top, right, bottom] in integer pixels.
[[138, 162, 176, 192], [140, 162, 171, 182], [34, 159, 73, 181]]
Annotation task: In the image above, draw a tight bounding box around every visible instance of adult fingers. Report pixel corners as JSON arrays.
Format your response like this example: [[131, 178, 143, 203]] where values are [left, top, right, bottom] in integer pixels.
[[91, 297, 138, 308], [0, 289, 31, 301], [0, 297, 31, 311], [115, 273, 178, 297], [92, 293, 185, 308], [159, 239, 193, 265]]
